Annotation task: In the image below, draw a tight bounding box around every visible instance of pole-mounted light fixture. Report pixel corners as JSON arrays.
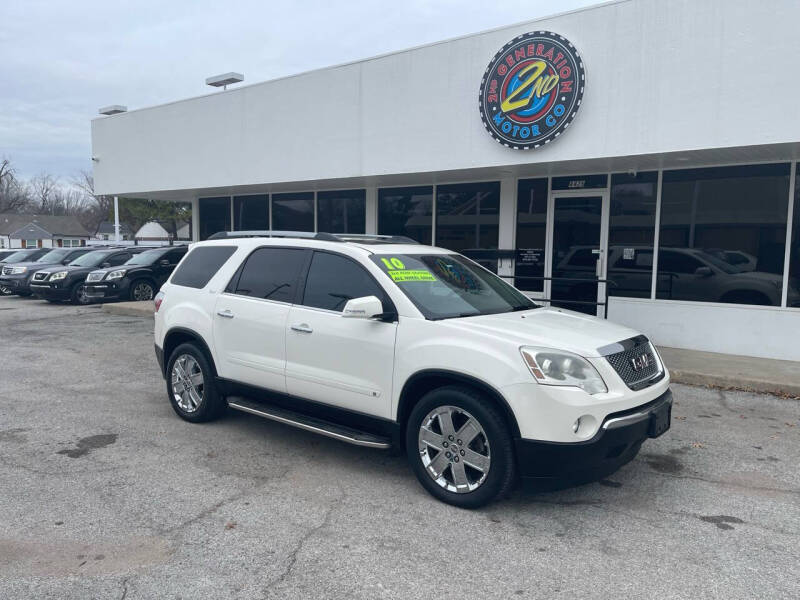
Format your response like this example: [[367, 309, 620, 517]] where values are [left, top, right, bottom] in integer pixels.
[[205, 72, 244, 91]]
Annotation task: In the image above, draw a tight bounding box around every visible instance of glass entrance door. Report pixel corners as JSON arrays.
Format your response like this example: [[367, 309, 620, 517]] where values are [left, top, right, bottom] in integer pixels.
[[547, 194, 609, 316]]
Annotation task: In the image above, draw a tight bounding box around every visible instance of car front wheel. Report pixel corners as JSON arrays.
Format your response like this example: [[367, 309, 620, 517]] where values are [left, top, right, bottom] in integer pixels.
[[406, 386, 515, 508], [130, 280, 155, 301]]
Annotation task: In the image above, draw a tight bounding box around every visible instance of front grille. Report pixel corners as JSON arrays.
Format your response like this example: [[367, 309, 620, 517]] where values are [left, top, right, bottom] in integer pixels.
[[86, 272, 104, 282], [32, 272, 48, 282], [2, 266, 12, 276], [605, 338, 662, 390]]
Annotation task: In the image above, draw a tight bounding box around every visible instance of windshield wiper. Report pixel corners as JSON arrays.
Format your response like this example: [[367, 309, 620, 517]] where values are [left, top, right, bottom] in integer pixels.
[[509, 304, 538, 312]]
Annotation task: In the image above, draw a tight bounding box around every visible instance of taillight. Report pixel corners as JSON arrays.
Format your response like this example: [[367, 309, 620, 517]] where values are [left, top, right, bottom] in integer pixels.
[[154, 291, 165, 313]]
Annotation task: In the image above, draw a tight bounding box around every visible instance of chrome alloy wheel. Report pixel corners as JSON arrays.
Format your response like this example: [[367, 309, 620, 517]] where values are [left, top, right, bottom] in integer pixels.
[[75, 284, 89, 304], [171, 354, 204, 413], [418, 406, 491, 494], [132, 282, 154, 301]]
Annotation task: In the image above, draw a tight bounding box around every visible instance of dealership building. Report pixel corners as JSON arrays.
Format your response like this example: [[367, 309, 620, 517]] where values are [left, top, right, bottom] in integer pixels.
[[92, 0, 800, 361]]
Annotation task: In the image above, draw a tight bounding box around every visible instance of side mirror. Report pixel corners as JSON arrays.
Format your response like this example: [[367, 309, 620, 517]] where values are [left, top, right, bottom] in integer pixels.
[[62, 259, 71, 265], [341, 295, 384, 319], [101, 262, 111, 268], [694, 266, 713, 278], [159, 259, 170, 267]]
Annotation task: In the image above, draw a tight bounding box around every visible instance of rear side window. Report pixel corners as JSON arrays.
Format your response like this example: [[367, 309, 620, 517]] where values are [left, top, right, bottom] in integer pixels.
[[302, 252, 386, 312], [171, 246, 237, 289], [233, 247, 307, 302]]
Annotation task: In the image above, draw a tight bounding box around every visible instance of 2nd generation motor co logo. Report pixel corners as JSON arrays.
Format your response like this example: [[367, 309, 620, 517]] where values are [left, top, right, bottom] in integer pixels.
[[479, 31, 585, 149]]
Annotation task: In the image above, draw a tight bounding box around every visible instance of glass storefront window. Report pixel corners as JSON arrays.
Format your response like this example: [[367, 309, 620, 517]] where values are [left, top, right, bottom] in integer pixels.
[[514, 178, 548, 291], [788, 169, 800, 308], [656, 164, 791, 306], [608, 172, 658, 298], [272, 192, 314, 232], [199, 196, 231, 241], [233, 195, 268, 231], [317, 189, 366, 234], [436, 182, 500, 272], [378, 186, 433, 244]]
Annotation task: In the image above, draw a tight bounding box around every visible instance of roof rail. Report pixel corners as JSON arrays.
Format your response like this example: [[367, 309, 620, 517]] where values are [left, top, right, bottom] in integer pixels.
[[206, 231, 419, 244]]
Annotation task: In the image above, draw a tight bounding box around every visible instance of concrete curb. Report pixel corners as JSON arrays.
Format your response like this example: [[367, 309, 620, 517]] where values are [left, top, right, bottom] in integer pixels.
[[102, 301, 154, 319]]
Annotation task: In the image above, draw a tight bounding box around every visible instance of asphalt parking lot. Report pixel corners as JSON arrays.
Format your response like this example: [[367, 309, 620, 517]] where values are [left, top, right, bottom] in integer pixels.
[[0, 295, 799, 599]]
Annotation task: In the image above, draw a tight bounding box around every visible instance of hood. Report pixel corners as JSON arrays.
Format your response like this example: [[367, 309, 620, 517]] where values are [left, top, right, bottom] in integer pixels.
[[6, 260, 59, 269], [34, 264, 93, 275], [437, 307, 643, 357]]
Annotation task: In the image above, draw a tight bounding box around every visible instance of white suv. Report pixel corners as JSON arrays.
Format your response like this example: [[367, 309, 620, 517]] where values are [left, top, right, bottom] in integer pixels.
[[154, 232, 671, 508]]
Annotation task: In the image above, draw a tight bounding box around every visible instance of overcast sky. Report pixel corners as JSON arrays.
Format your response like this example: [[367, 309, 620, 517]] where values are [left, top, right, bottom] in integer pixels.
[[1, 0, 597, 181]]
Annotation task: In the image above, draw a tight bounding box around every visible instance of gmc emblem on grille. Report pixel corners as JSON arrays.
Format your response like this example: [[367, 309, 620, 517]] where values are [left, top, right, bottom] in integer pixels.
[[630, 353, 651, 372]]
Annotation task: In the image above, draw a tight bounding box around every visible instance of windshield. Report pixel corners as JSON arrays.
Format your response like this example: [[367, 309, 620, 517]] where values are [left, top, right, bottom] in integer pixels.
[[1, 250, 34, 263], [69, 250, 112, 267], [371, 253, 536, 320], [36, 249, 71, 263], [124, 249, 167, 266]]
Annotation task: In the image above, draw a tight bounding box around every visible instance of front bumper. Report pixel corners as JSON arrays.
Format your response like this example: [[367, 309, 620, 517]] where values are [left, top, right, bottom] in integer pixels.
[[84, 281, 127, 301], [0, 275, 32, 294], [516, 388, 672, 489], [30, 282, 73, 300]]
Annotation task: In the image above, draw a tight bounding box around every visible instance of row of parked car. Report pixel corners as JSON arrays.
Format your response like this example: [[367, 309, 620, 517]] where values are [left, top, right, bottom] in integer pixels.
[[0, 245, 188, 304]]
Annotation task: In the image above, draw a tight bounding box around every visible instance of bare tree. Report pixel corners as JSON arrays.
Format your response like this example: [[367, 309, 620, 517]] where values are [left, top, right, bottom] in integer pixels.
[[71, 170, 111, 232], [29, 172, 60, 214], [0, 158, 31, 213]]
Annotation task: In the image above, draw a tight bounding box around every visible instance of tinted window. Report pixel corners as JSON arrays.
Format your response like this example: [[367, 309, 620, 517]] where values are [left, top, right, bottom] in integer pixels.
[[126, 249, 169, 266], [234, 247, 307, 302], [172, 246, 236, 289], [790, 172, 800, 307], [514, 178, 547, 292], [608, 171, 658, 298], [163, 248, 187, 264], [302, 252, 385, 312], [234, 195, 268, 231], [37, 249, 71, 263], [436, 182, 500, 272], [378, 186, 433, 244], [199, 197, 231, 240], [657, 164, 790, 305], [317, 190, 365, 234], [108, 252, 131, 266], [272, 192, 314, 231]]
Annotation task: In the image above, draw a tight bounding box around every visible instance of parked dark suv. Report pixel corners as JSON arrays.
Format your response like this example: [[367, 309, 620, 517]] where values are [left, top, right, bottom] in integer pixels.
[[85, 245, 188, 302], [0, 247, 94, 297], [30, 247, 149, 304], [0, 248, 51, 295]]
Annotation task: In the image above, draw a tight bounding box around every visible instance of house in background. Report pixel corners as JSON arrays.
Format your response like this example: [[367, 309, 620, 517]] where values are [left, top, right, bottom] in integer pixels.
[[94, 221, 132, 241], [0, 214, 90, 249]]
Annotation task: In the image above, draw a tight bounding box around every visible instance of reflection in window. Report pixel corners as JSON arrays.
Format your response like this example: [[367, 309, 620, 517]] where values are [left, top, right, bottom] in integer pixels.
[[514, 178, 547, 292], [657, 164, 790, 306], [608, 172, 658, 298], [789, 171, 800, 307], [317, 190, 365, 234], [436, 182, 500, 272], [233, 195, 268, 231], [378, 186, 433, 244], [199, 196, 231, 241], [272, 192, 314, 232]]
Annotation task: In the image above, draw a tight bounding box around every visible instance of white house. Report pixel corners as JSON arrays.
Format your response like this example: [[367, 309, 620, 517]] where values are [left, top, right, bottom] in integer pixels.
[[0, 214, 90, 249]]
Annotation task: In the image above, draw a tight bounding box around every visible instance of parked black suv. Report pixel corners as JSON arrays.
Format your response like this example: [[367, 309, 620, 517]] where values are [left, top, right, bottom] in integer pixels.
[[0, 247, 94, 296], [84, 245, 188, 302], [30, 247, 149, 304], [0, 248, 51, 294]]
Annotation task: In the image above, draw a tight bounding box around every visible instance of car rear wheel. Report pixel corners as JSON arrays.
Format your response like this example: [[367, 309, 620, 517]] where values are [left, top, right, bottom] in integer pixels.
[[130, 280, 155, 302], [166, 342, 226, 423], [406, 385, 515, 508]]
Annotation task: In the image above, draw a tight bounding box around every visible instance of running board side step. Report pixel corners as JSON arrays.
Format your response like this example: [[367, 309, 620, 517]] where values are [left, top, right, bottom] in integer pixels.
[[226, 396, 392, 449]]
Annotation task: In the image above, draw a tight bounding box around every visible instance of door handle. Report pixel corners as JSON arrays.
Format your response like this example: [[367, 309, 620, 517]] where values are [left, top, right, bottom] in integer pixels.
[[290, 323, 313, 334], [216, 309, 234, 319]]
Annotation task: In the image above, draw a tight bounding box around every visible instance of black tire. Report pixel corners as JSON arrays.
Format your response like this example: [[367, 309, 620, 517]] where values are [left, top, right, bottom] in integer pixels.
[[129, 279, 155, 302], [70, 282, 91, 305], [406, 385, 515, 509], [165, 342, 226, 423]]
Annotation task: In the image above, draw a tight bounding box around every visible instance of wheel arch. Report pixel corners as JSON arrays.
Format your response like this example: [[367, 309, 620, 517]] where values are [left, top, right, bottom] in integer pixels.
[[162, 327, 217, 379], [396, 369, 521, 439]]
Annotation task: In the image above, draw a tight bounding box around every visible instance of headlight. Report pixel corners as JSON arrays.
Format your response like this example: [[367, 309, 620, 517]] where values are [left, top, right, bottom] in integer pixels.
[[107, 269, 127, 280], [11, 266, 27, 274], [520, 346, 607, 395], [50, 271, 68, 281]]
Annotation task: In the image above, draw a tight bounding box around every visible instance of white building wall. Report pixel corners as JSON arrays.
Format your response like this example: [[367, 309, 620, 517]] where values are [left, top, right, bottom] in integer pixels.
[[92, 0, 800, 196]]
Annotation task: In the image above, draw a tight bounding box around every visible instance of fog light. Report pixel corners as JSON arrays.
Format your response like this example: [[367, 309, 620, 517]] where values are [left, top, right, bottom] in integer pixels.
[[573, 418, 581, 434]]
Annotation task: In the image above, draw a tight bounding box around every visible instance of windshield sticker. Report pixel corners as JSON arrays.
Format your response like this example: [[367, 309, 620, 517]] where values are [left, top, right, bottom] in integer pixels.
[[388, 269, 436, 283]]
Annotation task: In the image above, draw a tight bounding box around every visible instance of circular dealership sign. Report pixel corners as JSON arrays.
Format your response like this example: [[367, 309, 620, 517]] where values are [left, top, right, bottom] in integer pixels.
[[479, 31, 585, 150]]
